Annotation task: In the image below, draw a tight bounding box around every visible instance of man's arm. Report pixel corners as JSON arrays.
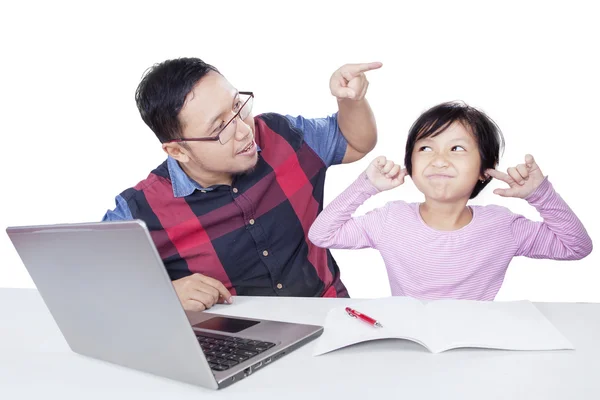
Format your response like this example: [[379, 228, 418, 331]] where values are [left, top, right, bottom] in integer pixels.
[[284, 62, 381, 167], [330, 62, 382, 163], [101, 194, 233, 310], [337, 97, 377, 163]]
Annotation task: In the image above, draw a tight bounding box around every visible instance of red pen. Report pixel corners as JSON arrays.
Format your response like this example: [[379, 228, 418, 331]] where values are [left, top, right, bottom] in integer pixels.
[[345, 307, 383, 328]]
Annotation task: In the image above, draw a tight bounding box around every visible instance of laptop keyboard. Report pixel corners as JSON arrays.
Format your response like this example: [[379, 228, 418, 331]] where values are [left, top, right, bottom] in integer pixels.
[[196, 332, 276, 372]]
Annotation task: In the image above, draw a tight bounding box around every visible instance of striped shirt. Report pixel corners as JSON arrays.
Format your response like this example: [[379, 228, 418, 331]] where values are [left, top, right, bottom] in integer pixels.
[[308, 172, 593, 300]]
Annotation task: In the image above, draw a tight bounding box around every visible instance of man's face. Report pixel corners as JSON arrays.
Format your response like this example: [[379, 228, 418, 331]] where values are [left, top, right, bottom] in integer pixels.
[[169, 71, 258, 177]]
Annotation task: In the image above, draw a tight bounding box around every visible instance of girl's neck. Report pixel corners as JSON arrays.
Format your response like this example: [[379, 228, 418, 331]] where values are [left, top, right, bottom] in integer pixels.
[[419, 198, 473, 231]]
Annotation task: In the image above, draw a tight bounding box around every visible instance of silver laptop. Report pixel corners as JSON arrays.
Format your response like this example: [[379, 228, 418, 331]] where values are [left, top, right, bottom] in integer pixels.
[[6, 220, 323, 389]]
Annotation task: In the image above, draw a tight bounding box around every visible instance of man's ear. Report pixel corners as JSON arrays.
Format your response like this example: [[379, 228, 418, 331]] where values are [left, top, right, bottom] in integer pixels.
[[162, 142, 191, 163]]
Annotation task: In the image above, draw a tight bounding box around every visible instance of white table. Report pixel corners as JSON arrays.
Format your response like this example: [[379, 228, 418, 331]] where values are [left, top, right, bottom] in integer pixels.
[[1, 288, 599, 399]]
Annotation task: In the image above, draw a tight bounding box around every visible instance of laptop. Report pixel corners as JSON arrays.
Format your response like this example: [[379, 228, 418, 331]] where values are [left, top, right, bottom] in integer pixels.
[[6, 220, 323, 389]]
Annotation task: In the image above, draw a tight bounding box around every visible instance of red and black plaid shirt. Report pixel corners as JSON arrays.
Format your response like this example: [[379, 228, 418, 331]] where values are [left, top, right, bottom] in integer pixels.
[[103, 113, 349, 297]]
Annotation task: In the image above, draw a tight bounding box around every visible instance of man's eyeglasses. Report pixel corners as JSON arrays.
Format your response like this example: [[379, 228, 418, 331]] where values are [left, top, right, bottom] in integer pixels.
[[167, 91, 254, 145]]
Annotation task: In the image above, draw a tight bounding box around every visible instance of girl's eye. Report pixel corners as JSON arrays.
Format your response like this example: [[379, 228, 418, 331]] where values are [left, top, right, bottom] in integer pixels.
[[419, 146, 432, 152], [452, 145, 466, 151]]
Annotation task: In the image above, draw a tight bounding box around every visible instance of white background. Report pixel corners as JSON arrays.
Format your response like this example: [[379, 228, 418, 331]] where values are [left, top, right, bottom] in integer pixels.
[[1, 0, 597, 302]]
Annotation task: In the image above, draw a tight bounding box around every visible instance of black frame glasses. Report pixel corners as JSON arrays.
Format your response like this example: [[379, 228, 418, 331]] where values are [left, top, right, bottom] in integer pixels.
[[167, 91, 254, 145]]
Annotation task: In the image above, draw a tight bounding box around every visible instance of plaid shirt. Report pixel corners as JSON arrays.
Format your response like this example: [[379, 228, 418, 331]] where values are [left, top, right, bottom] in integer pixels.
[[103, 112, 349, 297]]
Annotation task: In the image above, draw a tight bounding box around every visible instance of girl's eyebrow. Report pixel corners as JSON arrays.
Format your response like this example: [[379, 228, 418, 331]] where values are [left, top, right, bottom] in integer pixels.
[[449, 138, 471, 144]]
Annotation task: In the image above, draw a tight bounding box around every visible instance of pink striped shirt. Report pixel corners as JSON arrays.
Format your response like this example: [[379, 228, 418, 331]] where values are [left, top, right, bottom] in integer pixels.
[[308, 173, 593, 300]]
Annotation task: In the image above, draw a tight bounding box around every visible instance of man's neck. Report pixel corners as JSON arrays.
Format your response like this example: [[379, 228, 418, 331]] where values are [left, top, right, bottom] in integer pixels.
[[419, 198, 472, 231], [180, 162, 233, 188]]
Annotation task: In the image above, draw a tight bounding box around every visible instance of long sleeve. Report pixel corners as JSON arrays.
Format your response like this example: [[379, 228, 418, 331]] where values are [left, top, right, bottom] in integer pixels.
[[102, 195, 134, 221], [308, 172, 390, 249], [511, 177, 593, 259]]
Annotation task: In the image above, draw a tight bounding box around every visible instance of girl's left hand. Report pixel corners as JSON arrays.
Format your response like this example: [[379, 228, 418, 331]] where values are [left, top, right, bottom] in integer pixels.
[[485, 154, 546, 199]]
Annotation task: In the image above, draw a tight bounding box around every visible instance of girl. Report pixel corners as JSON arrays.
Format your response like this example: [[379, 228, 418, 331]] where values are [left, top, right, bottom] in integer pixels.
[[308, 101, 593, 300]]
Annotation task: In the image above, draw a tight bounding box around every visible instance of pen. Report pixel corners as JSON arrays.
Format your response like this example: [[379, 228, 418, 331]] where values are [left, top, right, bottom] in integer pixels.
[[345, 307, 383, 328]]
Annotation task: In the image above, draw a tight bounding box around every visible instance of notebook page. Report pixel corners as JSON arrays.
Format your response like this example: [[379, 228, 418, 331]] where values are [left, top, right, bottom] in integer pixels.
[[313, 296, 431, 356], [425, 299, 574, 353]]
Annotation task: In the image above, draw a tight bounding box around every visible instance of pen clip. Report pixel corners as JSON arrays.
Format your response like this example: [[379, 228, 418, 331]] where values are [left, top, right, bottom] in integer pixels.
[[345, 307, 357, 318]]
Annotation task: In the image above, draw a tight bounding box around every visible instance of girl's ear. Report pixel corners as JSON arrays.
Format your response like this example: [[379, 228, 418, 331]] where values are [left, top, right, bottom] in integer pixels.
[[480, 167, 493, 182]]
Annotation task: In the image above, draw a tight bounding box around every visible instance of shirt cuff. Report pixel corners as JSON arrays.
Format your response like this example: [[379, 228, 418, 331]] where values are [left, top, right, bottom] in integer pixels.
[[525, 176, 553, 206], [353, 172, 381, 196]]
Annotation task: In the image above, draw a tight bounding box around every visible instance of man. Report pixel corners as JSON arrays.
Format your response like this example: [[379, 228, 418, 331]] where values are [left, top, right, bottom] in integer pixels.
[[103, 57, 380, 311]]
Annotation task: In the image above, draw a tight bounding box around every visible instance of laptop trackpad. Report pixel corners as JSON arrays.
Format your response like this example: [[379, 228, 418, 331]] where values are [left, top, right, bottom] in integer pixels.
[[193, 316, 260, 333]]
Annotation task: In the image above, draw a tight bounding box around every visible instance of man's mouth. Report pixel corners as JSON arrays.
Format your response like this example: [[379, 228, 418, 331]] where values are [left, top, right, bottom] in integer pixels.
[[237, 141, 255, 155]]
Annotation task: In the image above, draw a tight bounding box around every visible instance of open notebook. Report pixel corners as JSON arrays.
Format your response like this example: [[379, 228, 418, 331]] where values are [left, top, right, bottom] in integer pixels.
[[313, 297, 574, 356]]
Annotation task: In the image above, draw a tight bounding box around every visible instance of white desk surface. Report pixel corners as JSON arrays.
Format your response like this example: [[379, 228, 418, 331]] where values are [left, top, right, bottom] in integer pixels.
[[1, 288, 599, 399]]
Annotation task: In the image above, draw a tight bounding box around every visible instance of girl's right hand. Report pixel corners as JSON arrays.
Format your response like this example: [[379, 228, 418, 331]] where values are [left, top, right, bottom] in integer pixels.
[[365, 156, 408, 191]]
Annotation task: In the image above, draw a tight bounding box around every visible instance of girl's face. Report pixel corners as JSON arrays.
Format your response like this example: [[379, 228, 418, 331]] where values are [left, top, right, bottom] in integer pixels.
[[411, 121, 484, 203]]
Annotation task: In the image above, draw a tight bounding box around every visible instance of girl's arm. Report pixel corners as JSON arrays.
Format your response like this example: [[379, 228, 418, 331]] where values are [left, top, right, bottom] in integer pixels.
[[511, 177, 592, 259], [309, 156, 407, 249], [486, 154, 592, 259], [309, 172, 387, 249]]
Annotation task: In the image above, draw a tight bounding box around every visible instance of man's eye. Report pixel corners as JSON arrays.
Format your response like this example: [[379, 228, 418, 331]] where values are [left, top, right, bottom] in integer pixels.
[[213, 122, 225, 133], [233, 100, 242, 112]]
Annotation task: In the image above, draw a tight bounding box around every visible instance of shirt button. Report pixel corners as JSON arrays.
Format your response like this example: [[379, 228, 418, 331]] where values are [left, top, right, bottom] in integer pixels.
[[262, 250, 269, 256], [201, 190, 207, 193], [249, 219, 255, 225], [276, 283, 283, 289], [232, 188, 238, 193]]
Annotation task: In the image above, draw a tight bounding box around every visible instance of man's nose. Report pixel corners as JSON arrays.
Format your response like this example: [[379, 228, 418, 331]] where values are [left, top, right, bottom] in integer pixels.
[[233, 117, 251, 141]]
